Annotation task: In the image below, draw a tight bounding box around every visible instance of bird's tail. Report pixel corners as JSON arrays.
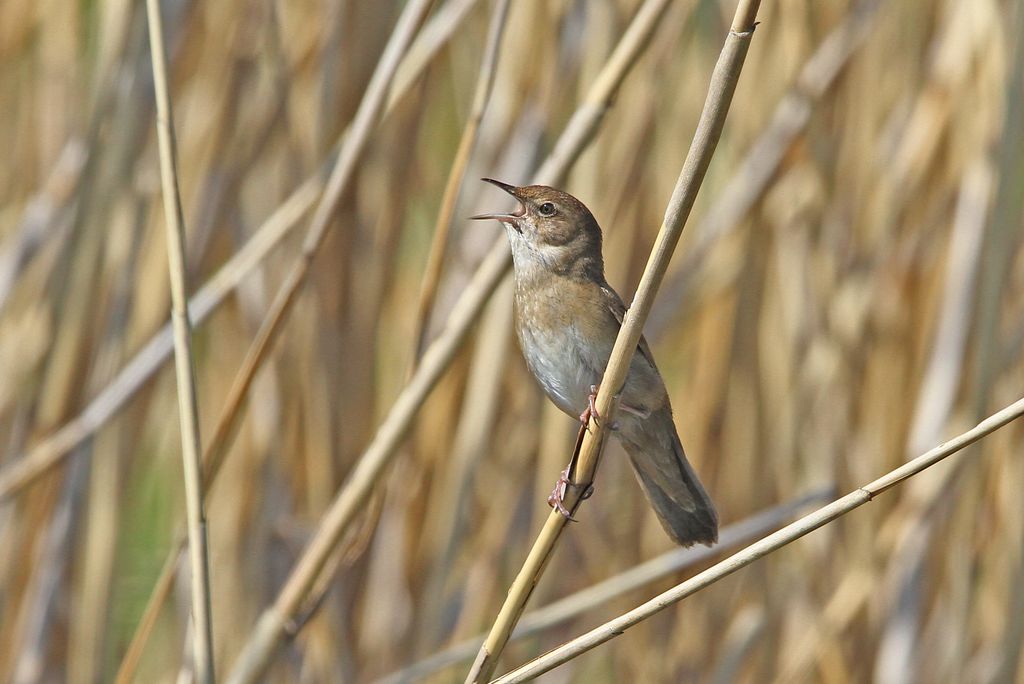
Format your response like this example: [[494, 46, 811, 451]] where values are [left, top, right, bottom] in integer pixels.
[[617, 407, 718, 547]]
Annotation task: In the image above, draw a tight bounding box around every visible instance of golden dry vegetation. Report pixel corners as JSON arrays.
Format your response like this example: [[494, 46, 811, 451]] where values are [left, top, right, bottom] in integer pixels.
[[1, 0, 1023, 682]]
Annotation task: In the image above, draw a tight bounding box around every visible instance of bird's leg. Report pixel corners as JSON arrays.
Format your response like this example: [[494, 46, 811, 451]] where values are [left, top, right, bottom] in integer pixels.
[[579, 384, 635, 431], [547, 466, 595, 521], [547, 466, 576, 520], [577, 385, 600, 429], [548, 422, 595, 521], [551, 381, 642, 520]]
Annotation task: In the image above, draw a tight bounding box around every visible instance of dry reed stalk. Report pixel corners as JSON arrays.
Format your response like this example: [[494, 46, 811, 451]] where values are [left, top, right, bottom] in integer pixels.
[[375, 487, 832, 684], [465, 2, 762, 680], [223, 0, 677, 679], [0, 0, 474, 504], [410, 0, 511, 367], [144, 0, 214, 679], [493, 394, 1024, 683]]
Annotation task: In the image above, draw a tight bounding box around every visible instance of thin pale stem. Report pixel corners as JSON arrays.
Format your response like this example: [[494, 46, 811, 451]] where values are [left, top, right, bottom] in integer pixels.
[[144, 0, 214, 681], [465, 3, 761, 681], [493, 394, 1024, 683]]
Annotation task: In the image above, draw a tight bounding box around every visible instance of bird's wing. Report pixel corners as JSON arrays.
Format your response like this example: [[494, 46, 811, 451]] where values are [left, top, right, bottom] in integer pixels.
[[600, 284, 657, 370]]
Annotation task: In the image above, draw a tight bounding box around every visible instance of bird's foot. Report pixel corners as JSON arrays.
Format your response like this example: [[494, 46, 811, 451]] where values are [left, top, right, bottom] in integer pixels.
[[577, 386, 600, 430], [579, 385, 622, 431], [579, 385, 610, 430], [547, 467, 575, 519], [547, 467, 594, 521]]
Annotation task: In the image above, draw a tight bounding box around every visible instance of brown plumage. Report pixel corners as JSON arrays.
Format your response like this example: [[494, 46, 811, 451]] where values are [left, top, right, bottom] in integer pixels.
[[471, 178, 718, 546]]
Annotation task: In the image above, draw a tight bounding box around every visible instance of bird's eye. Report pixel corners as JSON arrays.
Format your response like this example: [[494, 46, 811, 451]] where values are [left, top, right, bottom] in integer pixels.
[[538, 202, 556, 217]]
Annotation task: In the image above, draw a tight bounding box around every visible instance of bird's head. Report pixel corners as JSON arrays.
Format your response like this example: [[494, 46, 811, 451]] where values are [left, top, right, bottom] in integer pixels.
[[470, 178, 604, 280]]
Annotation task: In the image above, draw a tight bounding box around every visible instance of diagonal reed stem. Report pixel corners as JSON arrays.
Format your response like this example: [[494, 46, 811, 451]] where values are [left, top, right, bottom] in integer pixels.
[[492, 394, 1024, 683], [144, 0, 214, 681], [465, 2, 762, 681]]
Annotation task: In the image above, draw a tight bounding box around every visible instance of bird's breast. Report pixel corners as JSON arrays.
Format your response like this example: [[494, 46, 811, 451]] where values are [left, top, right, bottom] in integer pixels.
[[513, 280, 603, 417]]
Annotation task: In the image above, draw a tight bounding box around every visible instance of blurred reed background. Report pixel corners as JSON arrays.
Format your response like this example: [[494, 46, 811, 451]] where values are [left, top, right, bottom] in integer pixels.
[[1, 0, 1023, 682]]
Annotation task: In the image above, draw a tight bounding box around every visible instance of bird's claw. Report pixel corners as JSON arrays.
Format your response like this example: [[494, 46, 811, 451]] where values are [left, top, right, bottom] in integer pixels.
[[547, 467, 595, 521], [578, 385, 602, 431], [578, 385, 621, 432], [548, 468, 577, 520]]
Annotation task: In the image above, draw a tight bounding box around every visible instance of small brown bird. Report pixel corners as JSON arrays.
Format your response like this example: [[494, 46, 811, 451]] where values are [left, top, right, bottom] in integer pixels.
[[471, 178, 718, 547]]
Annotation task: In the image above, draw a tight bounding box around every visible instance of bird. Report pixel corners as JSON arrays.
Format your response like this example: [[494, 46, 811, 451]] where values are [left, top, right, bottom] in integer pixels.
[[470, 178, 718, 547]]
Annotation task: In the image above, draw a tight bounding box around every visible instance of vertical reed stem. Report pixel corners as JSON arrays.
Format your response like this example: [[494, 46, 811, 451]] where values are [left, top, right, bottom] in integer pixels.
[[144, 0, 215, 680]]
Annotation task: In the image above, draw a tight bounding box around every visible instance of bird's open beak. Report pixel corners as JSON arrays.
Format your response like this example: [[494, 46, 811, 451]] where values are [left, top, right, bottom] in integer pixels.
[[470, 178, 526, 232]]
